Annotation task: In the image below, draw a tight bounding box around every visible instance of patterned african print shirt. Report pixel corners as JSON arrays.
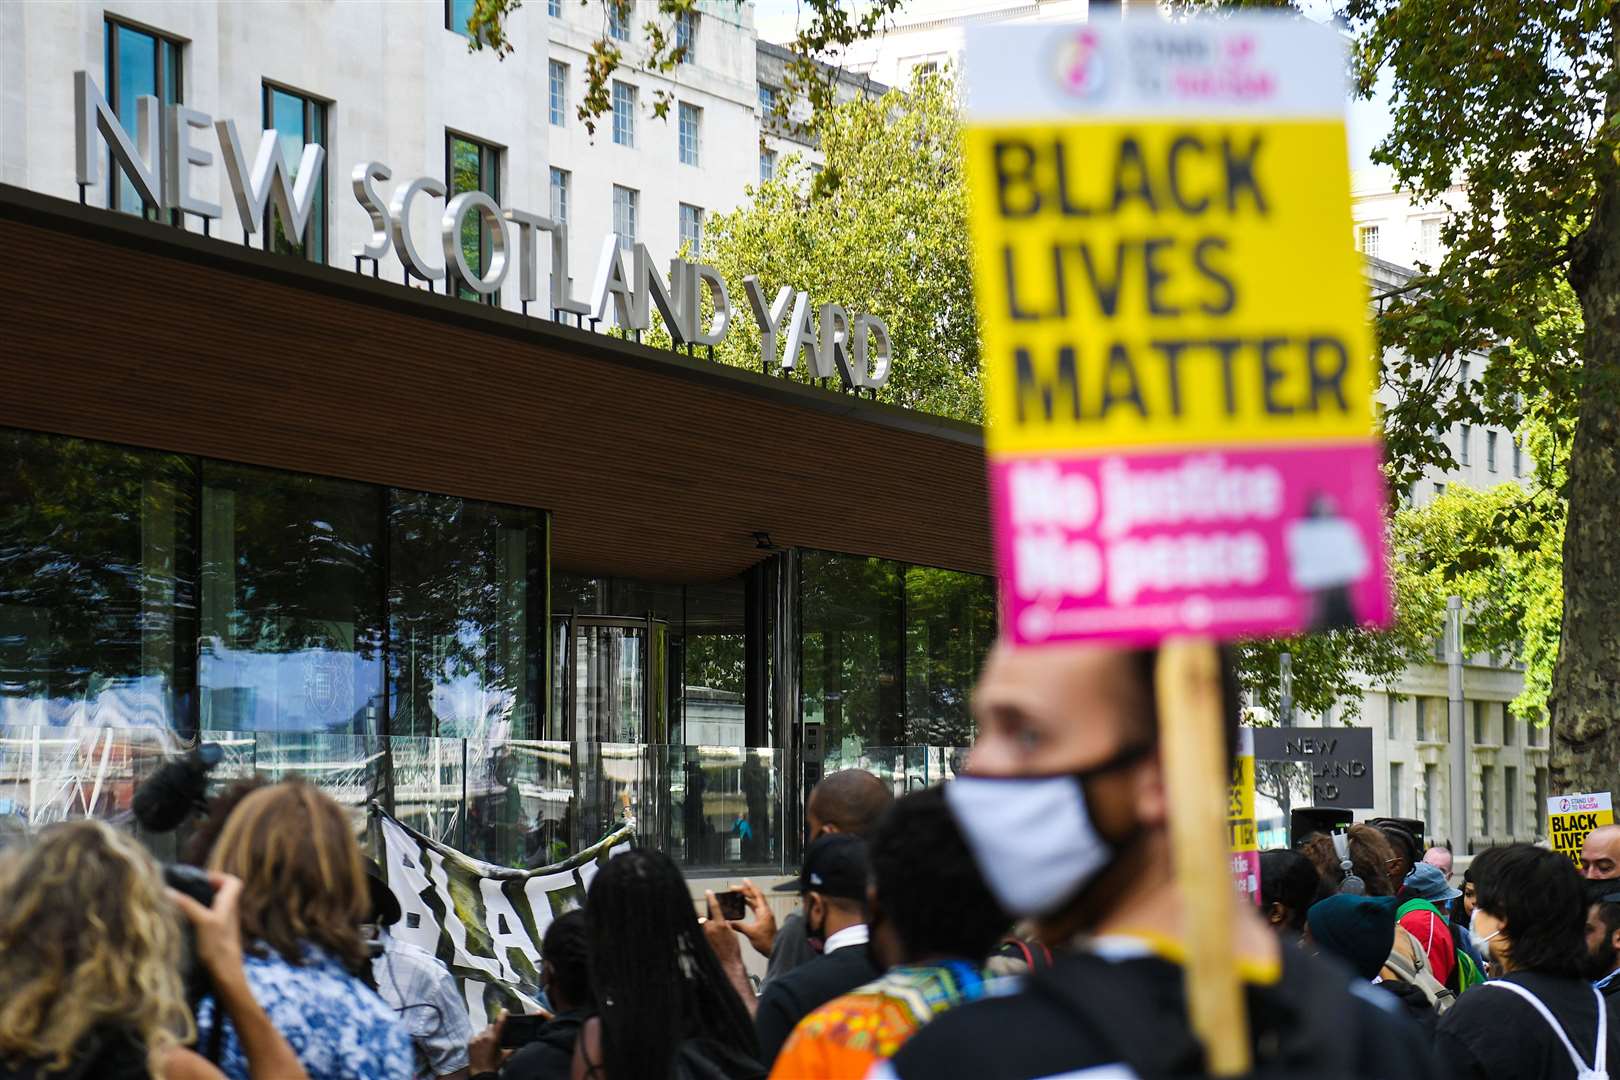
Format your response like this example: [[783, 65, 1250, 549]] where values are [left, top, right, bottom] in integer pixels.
[[195, 941, 413, 1080], [768, 960, 993, 1080]]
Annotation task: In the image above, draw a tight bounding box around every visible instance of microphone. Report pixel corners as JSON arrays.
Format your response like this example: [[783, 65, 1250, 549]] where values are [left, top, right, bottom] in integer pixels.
[[133, 743, 224, 833]]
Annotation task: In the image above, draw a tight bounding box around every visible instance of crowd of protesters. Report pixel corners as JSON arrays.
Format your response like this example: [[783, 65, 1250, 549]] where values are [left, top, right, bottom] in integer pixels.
[[6, 642, 1620, 1079]]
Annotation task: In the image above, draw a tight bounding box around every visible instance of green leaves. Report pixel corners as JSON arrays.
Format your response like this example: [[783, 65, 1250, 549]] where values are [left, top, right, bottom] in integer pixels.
[[691, 71, 983, 421]]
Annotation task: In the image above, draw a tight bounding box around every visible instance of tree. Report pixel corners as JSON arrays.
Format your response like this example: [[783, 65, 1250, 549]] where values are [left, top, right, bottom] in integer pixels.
[[464, 0, 905, 135], [698, 72, 982, 419], [1334, 0, 1611, 791], [1235, 476, 1565, 730]]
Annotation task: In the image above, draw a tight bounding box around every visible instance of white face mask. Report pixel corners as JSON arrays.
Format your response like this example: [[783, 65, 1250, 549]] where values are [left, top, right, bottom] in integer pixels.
[[944, 744, 1152, 919], [1470, 908, 1503, 962]]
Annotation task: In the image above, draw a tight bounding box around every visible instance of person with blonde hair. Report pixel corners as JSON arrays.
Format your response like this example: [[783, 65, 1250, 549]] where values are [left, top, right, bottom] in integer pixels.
[[0, 818, 307, 1080], [198, 780, 411, 1080]]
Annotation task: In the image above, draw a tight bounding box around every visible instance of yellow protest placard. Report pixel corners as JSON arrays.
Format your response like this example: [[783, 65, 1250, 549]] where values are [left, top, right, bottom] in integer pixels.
[[1549, 792, 1613, 865]]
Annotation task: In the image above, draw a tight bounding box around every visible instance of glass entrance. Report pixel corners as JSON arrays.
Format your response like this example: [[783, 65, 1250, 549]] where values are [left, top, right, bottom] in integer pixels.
[[556, 616, 669, 744]]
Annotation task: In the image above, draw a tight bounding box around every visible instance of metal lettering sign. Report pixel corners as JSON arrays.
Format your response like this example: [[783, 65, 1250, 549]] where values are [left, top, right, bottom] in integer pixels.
[[1250, 727, 1374, 809], [70, 71, 891, 390]]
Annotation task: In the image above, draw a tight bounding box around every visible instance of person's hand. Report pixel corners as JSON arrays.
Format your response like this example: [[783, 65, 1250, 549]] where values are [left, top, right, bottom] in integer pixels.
[[469, 1013, 505, 1074], [167, 872, 245, 981], [703, 890, 746, 969], [727, 879, 777, 958]]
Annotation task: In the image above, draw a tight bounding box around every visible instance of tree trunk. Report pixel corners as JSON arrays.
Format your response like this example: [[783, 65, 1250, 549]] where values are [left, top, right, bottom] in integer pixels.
[[1550, 93, 1620, 794]]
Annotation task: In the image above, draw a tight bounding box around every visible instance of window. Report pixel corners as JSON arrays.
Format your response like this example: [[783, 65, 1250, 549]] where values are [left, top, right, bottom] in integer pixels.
[[1473, 699, 1488, 744], [1458, 423, 1471, 466], [1387, 698, 1400, 740], [1513, 438, 1523, 477], [446, 132, 501, 303], [1357, 224, 1380, 257], [261, 84, 328, 263], [548, 0, 561, 15], [612, 184, 638, 250], [1480, 766, 1494, 836], [911, 59, 940, 83], [1505, 765, 1519, 836], [608, 1, 631, 41], [612, 81, 636, 147], [103, 18, 184, 219], [1503, 708, 1516, 746], [678, 102, 701, 166], [446, 0, 475, 36], [1459, 359, 1471, 386], [1390, 762, 1405, 818], [760, 148, 777, 183], [679, 203, 703, 257], [549, 61, 569, 127], [1419, 217, 1442, 262], [1415, 696, 1429, 741], [1486, 429, 1498, 472], [759, 84, 778, 116], [549, 167, 570, 225], [1434, 482, 1447, 498], [1529, 719, 1545, 747], [675, 8, 697, 62]]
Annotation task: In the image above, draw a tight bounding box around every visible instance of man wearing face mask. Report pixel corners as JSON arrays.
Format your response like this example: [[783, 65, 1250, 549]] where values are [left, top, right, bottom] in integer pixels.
[[878, 644, 1440, 1080], [754, 834, 881, 1069], [1436, 844, 1620, 1080]]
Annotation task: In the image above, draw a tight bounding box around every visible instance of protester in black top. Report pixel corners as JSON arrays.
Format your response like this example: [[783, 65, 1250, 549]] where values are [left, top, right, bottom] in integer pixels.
[[882, 644, 1439, 1080], [1435, 844, 1620, 1080], [469, 910, 592, 1080], [572, 850, 761, 1080], [752, 835, 881, 1067], [1259, 849, 1320, 941]]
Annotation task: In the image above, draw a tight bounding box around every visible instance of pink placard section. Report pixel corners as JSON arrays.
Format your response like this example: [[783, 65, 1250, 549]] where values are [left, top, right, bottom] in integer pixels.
[[991, 442, 1392, 646]]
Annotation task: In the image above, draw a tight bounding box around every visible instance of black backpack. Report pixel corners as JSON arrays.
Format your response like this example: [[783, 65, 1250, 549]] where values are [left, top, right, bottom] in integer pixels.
[[670, 1037, 766, 1080]]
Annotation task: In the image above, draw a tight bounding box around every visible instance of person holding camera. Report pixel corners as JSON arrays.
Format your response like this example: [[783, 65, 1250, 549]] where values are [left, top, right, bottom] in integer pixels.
[[467, 910, 593, 1080], [0, 818, 308, 1080]]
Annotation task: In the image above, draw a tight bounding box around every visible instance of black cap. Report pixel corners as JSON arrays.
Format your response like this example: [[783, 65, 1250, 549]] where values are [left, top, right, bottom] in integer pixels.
[[773, 834, 868, 901]]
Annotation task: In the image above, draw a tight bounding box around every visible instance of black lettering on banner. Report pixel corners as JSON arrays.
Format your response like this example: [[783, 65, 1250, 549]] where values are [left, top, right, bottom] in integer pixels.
[[1222, 133, 1267, 214], [1258, 336, 1293, 415], [1077, 244, 1126, 317], [1149, 340, 1189, 417], [1142, 237, 1180, 317], [1110, 137, 1160, 214], [1015, 345, 1081, 423], [1099, 343, 1148, 419], [1306, 336, 1351, 412], [1166, 134, 1210, 214], [1192, 236, 1236, 316], [994, 138, 1041, 217], [1210, 337, 1243, 415]]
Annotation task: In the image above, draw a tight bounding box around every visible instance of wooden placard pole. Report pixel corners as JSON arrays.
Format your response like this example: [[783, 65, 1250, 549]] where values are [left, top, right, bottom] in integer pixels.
[[1156, 639, 1251, 1076]]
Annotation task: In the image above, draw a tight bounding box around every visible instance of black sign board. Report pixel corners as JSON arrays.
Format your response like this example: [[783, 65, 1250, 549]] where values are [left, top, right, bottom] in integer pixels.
[[1250, 728, 1375, 809]]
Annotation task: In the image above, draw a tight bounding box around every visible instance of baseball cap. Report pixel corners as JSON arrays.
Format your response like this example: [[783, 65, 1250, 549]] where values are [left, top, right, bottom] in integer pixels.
[[772, 834, 869, 900], [1403, 862, 1462, 903]]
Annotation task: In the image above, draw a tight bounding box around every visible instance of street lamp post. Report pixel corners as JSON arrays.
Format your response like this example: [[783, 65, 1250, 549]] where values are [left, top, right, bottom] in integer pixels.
[[1447, 596, 1468, 853]]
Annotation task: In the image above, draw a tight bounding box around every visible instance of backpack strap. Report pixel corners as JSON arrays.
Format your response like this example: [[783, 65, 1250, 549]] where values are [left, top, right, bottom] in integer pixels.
[[1482, 980, 1608, 1080]]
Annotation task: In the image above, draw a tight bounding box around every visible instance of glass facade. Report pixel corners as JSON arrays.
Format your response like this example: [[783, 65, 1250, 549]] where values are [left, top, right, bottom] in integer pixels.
[[262, 85, 328, 263], [104, 18, 183, 219], [0, 430, 994, 871], [447, 133, 501, 303], [801, 552, 995, 754]]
